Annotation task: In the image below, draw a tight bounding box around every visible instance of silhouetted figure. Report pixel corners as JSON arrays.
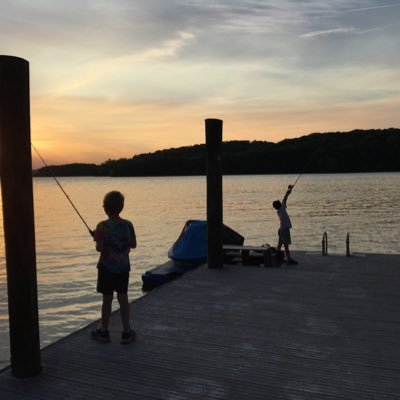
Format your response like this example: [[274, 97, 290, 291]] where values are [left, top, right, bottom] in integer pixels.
[[273, 186, 298, 265], [92, 191, 137, 344]]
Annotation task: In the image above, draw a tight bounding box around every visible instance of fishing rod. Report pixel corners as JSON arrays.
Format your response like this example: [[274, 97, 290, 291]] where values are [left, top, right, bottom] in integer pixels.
[[291, 166, 306, 189], [291, 144, 321, 189], [291, 154, 312, 188], [31, 143, 94, 237]]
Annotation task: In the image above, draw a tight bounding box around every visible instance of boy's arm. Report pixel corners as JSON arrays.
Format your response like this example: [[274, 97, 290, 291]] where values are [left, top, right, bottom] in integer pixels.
[[94, 223, 103, 252], [130, 226, 137, 249], [282, 185, 293, 204], [94, 234, 102, 252]]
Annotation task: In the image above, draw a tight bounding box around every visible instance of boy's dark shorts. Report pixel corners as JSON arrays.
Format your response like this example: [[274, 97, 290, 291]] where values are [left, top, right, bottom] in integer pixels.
[[97, 269, 129, 295], [278, 228, 291, 245]]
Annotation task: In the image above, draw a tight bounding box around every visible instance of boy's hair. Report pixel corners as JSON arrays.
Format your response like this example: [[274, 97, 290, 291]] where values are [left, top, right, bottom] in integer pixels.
[[272, 200, 281, 210], [103, 191, 124, 215]]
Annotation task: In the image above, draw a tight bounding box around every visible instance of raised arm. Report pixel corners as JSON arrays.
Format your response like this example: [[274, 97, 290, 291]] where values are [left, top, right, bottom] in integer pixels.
[[282, 185, 293, 204]]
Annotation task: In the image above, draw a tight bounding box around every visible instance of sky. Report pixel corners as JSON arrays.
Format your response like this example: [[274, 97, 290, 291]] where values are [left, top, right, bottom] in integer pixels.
[[1, 0, 400, 167]]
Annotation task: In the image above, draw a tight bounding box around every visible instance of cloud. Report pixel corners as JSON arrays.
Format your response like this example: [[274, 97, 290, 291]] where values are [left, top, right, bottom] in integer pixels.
[[344, 3, 400, 13], [51, 30, 196, 95], [2, 0, 399, 166], [300, 27, 357, 38], [132, 31, 196, 62]]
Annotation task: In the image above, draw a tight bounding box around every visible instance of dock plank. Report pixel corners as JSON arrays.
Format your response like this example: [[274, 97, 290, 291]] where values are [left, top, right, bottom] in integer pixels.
[[1, 252, 400, 399]]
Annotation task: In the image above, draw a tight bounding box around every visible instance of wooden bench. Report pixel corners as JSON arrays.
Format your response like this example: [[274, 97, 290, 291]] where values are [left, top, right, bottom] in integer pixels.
[[223, 245, 282, 267]]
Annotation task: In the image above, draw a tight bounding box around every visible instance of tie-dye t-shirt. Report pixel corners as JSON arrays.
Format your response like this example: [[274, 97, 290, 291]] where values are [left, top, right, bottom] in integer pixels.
[[94, 218, 135, 273]]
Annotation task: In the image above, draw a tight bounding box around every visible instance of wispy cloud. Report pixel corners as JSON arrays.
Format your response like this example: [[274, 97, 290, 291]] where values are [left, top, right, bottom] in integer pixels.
[[133, 31, 195, 62], [54, 31, 195, 95], [344, 2, 400, 12], [300, 27, 357, 38]]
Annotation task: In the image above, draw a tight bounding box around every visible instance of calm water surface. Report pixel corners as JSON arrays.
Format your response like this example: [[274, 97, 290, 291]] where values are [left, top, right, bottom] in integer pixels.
[[1, 173, 399, 367]]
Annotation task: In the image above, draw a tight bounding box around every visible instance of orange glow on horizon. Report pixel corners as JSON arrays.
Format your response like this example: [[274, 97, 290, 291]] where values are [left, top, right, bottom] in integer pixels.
[[30, 94, 400, 169]]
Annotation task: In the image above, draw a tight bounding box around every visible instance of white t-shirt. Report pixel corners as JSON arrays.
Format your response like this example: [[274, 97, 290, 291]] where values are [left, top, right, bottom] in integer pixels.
[[277, 200, 292, 229]]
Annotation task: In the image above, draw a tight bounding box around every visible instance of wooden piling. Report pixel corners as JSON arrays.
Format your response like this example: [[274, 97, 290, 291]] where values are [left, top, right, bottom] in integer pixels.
[[0, 55, 42, 377], [346, 232, 351, 257], [205, 118, 223, 268]]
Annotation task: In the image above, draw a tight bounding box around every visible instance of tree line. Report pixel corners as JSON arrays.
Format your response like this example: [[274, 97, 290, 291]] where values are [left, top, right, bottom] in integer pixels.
[[34, 128, 400, 177]]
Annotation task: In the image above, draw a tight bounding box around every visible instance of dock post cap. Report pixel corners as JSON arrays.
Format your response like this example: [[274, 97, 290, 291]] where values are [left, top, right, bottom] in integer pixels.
[[0, 54, 28, 61]]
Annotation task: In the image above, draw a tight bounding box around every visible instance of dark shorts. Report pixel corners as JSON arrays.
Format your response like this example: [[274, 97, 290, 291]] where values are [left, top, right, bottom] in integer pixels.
[[97, 269, 129, 295], [278, 228, 291, 245]]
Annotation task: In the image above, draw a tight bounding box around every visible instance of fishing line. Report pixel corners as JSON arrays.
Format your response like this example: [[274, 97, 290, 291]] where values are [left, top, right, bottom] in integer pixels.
[[291, 156, 312, 188], [31, 143, 94, 237], [291, 141, 323, 189]]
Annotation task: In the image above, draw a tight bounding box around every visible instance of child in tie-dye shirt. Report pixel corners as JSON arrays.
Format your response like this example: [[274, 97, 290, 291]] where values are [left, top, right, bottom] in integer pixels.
[[92, 191, 137, 344]]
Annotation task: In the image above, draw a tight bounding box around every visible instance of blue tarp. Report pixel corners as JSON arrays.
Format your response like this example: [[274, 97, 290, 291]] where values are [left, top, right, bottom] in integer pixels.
[[168, 220, 207, 265], [168, 220, 244, 265]]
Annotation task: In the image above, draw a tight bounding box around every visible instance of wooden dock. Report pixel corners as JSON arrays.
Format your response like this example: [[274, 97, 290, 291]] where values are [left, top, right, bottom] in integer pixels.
[[1, 252, 400, 399]]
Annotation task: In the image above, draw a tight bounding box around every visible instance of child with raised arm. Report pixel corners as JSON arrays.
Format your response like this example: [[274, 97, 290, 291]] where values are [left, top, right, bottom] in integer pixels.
[[92, 191, 137, 344], [272, 185, 298, 265]]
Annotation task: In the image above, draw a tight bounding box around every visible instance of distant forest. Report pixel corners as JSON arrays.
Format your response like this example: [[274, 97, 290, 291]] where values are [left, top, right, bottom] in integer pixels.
[[34, 128, 400, 177]]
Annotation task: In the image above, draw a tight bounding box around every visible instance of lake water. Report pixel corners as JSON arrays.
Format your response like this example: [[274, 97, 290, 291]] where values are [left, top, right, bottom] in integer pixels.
[[1, 173, 399, 368]]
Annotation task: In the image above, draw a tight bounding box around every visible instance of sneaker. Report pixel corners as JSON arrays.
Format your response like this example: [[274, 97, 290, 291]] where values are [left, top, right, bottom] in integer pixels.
[[287, 259, 299, 265], [121, 329, 136, 344], [91, 327, 110, 342]]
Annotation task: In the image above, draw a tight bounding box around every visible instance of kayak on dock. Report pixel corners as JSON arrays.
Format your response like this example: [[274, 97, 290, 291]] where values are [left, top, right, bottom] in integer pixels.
[[141, 260, 197, 291]]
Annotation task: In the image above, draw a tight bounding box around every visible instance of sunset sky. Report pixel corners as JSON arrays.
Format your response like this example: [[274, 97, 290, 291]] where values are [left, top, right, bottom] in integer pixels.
[[1, 1, 399, 167]]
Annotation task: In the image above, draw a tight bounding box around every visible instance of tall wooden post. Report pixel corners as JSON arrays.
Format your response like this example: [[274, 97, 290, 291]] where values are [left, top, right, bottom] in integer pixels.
[[205, 118, 223, 269], [0, 55, 42, 377]]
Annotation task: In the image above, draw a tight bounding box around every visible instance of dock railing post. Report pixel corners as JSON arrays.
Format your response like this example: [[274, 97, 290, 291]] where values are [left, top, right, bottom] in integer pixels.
[[346, 233, 351, 257], [0, 55, 42, 377], [322, 231, 328, 256], [205, 118, 223, 269]]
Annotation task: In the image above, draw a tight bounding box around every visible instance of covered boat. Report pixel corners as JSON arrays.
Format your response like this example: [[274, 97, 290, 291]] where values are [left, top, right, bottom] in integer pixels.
[[142, 220, 244, 291], [168, 220, 244, 264]]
